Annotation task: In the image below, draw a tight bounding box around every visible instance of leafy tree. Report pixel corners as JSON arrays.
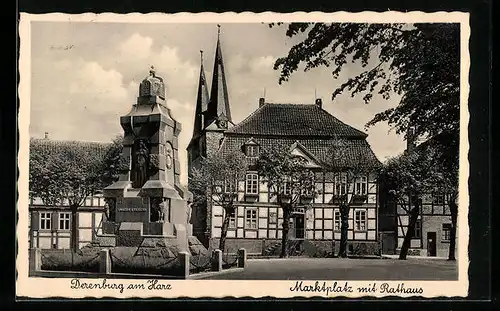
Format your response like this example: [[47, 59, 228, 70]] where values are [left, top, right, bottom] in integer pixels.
[[29, 139, 65, 206], [189, 151, 247, 252], [256, 145, 318, 258], [326, 137, 376, 258], [29, 136, 128, 250], [382, 137, 458, 260], [272, 23, 459, 143], [383, 153, 421, 259], [98, 135, 129, 189], [418, 136, 459, 261], [382, 149, 439, 259], [273, 22, 460, 259]]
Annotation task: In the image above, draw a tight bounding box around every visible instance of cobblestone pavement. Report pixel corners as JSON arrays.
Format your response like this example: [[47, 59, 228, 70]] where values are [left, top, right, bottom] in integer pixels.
[[205, 257, 458, 280]]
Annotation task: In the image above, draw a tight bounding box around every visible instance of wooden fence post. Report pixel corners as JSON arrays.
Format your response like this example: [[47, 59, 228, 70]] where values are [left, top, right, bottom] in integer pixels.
[[211, 249, 222, 271], [237, 248, 247, 268], [30, 248, 41, 272], [178, 251, 190, 279], [99, 249, 111, 274]]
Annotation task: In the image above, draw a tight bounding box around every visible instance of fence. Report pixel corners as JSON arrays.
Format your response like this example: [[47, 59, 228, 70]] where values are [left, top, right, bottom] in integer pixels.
[[29, 248, 247, 279]]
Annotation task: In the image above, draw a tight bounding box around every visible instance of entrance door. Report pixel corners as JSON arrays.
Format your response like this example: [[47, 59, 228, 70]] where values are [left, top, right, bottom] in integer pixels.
[[427, 232, 437, 257], [294, 214, 305, 239]]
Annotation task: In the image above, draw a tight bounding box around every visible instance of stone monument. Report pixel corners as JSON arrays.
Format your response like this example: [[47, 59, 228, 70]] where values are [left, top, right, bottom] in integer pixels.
[[102, 66, 193, 251]]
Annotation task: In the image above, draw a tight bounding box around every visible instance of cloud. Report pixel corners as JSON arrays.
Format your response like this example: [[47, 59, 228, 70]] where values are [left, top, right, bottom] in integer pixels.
[[30, 57, 134, 142], [67, 61, 130, 106], [118, 33, 153, 60], [249, 55, 275, 74], [30, 23, 407, 185]]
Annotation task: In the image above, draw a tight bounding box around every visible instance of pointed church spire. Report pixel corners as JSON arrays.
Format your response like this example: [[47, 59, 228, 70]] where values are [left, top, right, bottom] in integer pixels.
[[191, 50, 209, 140], [205, 24, 232, 128]]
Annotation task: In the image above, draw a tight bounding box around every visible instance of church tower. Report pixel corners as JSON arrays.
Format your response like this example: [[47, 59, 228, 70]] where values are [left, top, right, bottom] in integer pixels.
[[187, 51, 210, 172], [188, 25, 232, 172], [187, 25, 233, 244], [204, 24, 232, 130]]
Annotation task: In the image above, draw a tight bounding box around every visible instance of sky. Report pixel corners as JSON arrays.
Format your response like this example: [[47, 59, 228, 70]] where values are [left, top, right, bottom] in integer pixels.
[[29, 21, 407, 185]]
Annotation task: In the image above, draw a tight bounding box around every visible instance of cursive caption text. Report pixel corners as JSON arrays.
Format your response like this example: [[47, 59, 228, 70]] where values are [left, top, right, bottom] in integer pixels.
[[290, 281, 424, 296], [70, 278, 172, 293]]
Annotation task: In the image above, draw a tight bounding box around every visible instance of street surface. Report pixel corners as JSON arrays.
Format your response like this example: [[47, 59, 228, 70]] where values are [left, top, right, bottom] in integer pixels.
[[205, 257, 458, 280]]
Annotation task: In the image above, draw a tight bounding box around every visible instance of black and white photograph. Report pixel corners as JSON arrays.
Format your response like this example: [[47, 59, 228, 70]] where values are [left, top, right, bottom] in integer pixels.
[[17, 12, 470, 298]]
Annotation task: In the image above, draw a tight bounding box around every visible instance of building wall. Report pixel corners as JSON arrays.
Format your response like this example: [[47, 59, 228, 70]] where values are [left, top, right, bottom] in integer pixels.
[[208, 172, 379, 245], [29, 195, 106, 249], [396, 194, 457, 257], [187, 130, 225, 244]]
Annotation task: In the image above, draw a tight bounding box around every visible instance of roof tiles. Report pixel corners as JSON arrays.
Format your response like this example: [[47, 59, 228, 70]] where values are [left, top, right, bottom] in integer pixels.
[[226, 103, 368, 138]]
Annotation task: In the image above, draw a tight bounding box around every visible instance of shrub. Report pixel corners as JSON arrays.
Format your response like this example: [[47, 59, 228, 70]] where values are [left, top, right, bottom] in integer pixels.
[[110, 247, 183, 276], [40, 250, 100, 272]]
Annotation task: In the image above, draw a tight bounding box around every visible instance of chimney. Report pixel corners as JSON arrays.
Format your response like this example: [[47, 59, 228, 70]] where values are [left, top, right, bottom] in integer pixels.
[[259, 97, 265, 108], [44, 132, 49, 140], [315, 98, 322, 109], [406, 126, 416, 153]]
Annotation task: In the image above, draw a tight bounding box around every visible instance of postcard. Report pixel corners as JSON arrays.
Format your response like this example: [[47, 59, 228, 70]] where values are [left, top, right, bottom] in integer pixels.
[[17, 11, 470, 298]]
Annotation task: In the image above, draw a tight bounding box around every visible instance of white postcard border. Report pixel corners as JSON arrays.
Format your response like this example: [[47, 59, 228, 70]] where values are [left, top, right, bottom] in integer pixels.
[[17, 11, 470, 299]]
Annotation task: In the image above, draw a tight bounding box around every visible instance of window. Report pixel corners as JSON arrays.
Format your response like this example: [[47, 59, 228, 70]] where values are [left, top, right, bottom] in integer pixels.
[[224, 180, 237, 194], [433, 194, 445, 205], [442, 223, 451, 241], [301, 179, 314, 196], [246, 145, 259, 157], [334, 210, 341, 231], [40, 212, 52, 230], [355, 176, 368, 195], [334, 174, 347, 195], [245, 209, 258, 229], [245, 173, 259, 195], [413, 219, 421, 238], [228, 210, 236, 229], [59, 212, 71, 230], [354, 210, 367, 231], [282, 179, 292, 195], [269, 212, 278, 224]]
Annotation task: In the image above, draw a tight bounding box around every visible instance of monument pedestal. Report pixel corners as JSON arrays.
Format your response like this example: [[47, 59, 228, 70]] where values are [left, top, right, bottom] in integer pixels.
[[102, 182, 193, 251]]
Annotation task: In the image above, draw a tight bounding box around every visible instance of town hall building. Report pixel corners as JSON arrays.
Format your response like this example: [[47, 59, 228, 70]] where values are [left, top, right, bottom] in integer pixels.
[[187, 28, 382, 256]]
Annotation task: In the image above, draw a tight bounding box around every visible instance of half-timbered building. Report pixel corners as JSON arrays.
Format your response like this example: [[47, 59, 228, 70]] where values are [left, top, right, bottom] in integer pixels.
[[28, 137, 108, 249], [187, 29, 382, 255]]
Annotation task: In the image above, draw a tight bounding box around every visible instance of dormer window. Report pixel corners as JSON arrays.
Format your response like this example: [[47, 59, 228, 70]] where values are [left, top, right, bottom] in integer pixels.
[[242, 138, 260, 158], [246, 145, 259, 157], [433, 194, 445, 205]]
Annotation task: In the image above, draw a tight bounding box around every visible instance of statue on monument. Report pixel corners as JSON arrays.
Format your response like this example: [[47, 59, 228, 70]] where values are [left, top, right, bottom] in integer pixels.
[[104, 197, 116, 221], [133, 139, 150, 188], [150, 197, 169, 223]]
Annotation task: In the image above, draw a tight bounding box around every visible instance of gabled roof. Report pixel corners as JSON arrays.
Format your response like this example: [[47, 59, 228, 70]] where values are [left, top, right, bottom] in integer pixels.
[[289, 141, 322, 168], [226, 103, 367, 138], [219, 135, 381, 170], [244, 137, 259, 145], [30, 138, 110, 157]]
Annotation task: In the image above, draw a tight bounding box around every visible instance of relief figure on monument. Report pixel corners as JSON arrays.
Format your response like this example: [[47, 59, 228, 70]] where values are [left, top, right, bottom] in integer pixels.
[[186, 200, 193, 225], [150, 197, 170, 223], [165, 142, 173, 170], [132, 139, 150, 188], [104, 197, 116, 222]]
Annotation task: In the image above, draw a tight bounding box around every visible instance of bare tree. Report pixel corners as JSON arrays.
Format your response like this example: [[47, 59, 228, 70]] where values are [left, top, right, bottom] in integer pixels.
[[256, 144, 319, 258], [382, 150, 435, 260], [327, 137, 375, 258], [189, 151, 247, 252]]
